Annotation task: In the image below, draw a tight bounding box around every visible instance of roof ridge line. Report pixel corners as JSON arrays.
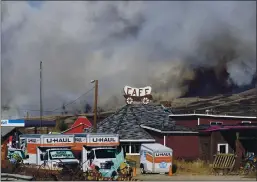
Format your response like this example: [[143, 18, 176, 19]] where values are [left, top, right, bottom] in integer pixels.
[[114, 105, 129, 133], [129, 105, 154, 140], [87, 105, 128, 132]]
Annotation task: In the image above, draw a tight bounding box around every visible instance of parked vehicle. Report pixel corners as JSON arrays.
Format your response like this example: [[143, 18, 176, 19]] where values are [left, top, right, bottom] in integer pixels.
[[18, 133, 129, 177], [19, 134, 77, 165], [37, 146, 80, 170], [140, 143, 173, 174], [81, 133, 128, 178], [7, 148, 29, 164]]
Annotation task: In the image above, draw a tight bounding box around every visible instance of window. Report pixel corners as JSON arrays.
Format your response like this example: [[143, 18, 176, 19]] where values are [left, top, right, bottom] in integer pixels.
[[120, 142, 142, 154], [242, 121, 251, 124], [94, 149, 116, 159], [217, 143, 229, 154], [49, 150, 75, 160], [210, 121, 223, 126], [130, 143, 141, 154], [87, 151, 94, 160], [121, 143, 130, 154]]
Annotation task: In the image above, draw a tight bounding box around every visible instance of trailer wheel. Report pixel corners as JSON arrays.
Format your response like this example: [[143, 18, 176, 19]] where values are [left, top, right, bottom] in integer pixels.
[[140, 164, 145, 174]]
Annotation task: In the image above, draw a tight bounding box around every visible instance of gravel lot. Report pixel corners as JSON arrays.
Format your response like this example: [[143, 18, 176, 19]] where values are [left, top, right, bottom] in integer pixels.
[[135, 174, 256, 181], [134, 169, 256, 181]]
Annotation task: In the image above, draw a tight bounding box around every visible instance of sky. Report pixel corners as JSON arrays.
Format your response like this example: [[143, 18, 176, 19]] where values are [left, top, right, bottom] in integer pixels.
[[28, 1, 43, 8], [1, 1, 256, 117]]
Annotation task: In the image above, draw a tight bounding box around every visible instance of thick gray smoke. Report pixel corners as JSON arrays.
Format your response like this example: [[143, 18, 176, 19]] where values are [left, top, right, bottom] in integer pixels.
[[1, 1, 256, 115]]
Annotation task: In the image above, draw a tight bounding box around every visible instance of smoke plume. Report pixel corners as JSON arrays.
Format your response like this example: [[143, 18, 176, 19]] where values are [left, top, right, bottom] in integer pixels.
[[1, 1, 256, 114]]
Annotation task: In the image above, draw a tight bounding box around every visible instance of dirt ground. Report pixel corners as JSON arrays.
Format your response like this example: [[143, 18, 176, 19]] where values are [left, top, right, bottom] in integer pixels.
[[135, 174, 256, 181], [135, 168, 256, 181]]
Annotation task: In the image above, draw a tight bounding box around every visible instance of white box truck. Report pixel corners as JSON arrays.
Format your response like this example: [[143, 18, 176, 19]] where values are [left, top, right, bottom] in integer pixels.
[[18, 134, 80, 170], [82, 133, 121, 172], [140, 143, 173, 174]]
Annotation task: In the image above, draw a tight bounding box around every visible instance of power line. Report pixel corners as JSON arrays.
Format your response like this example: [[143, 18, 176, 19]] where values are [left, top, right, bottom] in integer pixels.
[[49, 86, 95, 112], [1, 87, 95, 115]]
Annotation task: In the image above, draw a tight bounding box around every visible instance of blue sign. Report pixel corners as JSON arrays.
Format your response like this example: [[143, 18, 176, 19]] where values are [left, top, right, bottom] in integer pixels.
[[1, 119, 25, 127], [159, 162, 167, 168]]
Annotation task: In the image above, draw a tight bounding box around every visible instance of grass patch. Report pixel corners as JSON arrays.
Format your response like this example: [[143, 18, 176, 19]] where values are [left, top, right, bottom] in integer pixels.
[[242, 171, 257, 179], [174, 159, 212, 175]]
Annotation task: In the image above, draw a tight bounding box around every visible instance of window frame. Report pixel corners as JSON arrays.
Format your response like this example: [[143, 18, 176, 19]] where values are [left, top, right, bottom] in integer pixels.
[[120, 142, 141, 155], [130, 143, 141, 155], [210, 121, 223, 126], [120, 143, 130, 154], [217, 143, 229, 154], [241, 121, 251, 124]]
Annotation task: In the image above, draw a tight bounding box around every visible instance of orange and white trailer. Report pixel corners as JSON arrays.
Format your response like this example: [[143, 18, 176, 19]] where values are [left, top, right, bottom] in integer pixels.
[[140, 143, 173, 174]]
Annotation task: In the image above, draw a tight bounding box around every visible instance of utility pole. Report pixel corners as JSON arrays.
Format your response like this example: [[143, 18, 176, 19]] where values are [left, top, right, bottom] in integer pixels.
[[40, 61, 43, 134], [91, 80, 98, 133]]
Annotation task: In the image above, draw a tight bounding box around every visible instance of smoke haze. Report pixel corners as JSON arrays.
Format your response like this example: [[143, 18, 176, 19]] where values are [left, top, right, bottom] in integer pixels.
[[1, 1, 256, 115]]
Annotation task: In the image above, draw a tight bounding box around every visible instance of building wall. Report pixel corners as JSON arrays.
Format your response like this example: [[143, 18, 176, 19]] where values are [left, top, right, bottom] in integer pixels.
[[146, 130, 200, 160], [175, 120, 198, 128], [146, 130, 164, 144], [166, 135, 200, 161], [199, 131, 236, 162], [174, 118, 257, 129], [198, 134, 211, 161], [199, 118, 257, 125]]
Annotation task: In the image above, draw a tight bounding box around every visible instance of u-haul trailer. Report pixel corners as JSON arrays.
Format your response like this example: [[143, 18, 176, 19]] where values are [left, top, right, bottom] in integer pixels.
[[82, 133, 121, 172], [140, 143, 173, 174]]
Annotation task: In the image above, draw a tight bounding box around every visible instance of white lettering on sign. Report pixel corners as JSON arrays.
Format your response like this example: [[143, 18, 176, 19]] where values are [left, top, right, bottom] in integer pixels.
[[89, 137, 118, 143], [124, 86, 152, 97], [44, 137, 74, 144], [155, 152, 172, 157]]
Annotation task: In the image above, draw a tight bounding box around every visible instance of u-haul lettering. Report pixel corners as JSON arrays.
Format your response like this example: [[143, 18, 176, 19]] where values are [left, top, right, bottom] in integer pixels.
[[91, 137, 116, 143], [155, 152, 172, 157], [44, 137, 74, 143]]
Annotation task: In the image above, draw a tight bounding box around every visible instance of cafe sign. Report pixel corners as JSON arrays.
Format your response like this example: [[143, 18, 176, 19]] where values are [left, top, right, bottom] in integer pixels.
[[123, 86, 153, 105]]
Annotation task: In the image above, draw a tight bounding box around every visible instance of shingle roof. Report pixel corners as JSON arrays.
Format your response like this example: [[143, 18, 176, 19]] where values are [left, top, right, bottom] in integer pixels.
[[86, 104, 173, 140]]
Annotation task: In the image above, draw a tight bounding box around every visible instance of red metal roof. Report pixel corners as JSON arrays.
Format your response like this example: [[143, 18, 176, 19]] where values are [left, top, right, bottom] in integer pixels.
[[203, 125, 257, 132], [71, 116, 92, 128], [61, 116, 92, 134]]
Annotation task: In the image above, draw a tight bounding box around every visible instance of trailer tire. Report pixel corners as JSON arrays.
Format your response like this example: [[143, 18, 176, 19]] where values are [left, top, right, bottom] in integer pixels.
[[140, 164, 145, 174]]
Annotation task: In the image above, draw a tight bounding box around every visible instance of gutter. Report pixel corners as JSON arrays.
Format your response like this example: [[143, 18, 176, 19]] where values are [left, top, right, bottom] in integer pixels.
[[140, 124, 198, 134]]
